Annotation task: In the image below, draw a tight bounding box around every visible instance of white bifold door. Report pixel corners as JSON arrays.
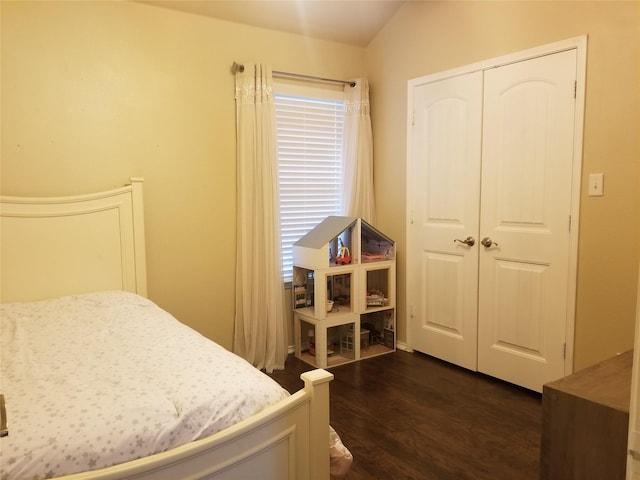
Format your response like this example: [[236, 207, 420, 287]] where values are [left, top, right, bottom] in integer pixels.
[[409, 48, 579, 392]]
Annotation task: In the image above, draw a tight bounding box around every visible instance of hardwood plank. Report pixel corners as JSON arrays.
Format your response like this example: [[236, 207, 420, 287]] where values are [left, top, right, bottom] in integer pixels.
[[269, 350, 542, 480]]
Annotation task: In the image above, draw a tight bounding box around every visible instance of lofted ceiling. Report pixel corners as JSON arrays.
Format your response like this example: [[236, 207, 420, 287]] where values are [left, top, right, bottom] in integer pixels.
[[137, 0, 405, 47]]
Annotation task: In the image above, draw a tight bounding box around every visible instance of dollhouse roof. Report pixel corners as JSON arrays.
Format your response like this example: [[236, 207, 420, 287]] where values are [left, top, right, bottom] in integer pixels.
[[294, 216, 394, 250], [294, 216, 357, 249], [360, 219, 394, 245]]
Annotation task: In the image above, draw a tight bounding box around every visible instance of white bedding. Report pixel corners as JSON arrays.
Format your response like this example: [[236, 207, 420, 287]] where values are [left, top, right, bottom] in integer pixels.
[[0, 291, 289, 480]]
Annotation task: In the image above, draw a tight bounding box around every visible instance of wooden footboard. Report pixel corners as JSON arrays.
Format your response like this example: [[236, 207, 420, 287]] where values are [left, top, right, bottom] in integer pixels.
[[57, 369, 334, 480]]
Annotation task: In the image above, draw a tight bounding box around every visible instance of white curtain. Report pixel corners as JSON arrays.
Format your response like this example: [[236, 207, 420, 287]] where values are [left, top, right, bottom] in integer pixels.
[[233, 63, 287, 373], [342, 78, 376, 224]]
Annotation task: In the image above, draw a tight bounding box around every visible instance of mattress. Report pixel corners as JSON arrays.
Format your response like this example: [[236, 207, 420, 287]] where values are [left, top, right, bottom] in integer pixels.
[[0, 291, 289, 480]]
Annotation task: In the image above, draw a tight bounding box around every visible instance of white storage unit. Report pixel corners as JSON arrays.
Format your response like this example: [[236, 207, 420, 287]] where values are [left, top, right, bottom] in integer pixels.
[[292, 216, 396, 368]]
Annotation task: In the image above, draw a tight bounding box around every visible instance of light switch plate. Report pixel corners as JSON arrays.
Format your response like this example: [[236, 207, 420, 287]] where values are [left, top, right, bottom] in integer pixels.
[[588, 173, 604, 196]]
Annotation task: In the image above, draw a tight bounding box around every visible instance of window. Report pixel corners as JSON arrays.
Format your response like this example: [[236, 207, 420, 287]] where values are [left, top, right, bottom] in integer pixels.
[[274, 82, 345, 282]]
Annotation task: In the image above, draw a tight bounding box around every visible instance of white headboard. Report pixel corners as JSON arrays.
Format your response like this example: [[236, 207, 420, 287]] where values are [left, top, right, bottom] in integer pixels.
[[1, 178, 147, 303]]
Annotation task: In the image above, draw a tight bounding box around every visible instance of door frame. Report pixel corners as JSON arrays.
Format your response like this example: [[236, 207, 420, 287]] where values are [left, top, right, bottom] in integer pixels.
[[406, 35, 587, 377]]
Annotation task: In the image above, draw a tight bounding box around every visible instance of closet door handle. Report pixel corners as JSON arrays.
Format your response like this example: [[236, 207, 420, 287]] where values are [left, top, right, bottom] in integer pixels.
[[454, 236, 475, 247], [481, 237, 498, 248]]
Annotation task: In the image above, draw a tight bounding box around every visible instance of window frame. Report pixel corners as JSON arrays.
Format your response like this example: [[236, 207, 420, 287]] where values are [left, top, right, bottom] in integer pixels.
[[273, 80, 346, 284]]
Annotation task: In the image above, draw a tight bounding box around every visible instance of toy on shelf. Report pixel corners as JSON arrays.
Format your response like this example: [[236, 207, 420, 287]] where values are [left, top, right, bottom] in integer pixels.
[[336, 239, 351, 265], [366, 289, 386, 307]]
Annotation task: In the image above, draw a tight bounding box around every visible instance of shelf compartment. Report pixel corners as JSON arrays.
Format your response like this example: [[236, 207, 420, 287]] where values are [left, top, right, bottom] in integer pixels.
[[293, 216, 357, 270], [360, 310, 396, 359], [293, 266, 355, 319], [294, 311, 358, 368], [362, 262, 396, 311], [361, 221, 395, 262]]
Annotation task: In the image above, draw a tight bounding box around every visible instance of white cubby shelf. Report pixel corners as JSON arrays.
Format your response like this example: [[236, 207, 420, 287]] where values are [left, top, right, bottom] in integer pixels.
[[292, 216, 396, 368]]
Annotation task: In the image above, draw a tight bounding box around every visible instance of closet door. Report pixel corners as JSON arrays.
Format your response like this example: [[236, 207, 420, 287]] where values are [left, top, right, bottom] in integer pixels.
[[409, 71, 483, 370], [477, 50, 578, 391]]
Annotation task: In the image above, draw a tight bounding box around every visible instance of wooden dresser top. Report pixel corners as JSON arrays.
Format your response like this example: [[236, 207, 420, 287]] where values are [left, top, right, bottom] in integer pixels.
[[544, 350, 633, 413]]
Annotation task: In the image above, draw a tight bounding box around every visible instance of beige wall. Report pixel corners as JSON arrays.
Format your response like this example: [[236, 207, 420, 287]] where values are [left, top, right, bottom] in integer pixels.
[[0, 1, 364, 349], [2, 0, 639, 372], [366, 1, 640, 371]]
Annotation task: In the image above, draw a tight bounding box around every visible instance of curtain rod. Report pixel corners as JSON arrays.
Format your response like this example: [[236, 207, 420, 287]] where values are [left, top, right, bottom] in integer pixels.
[[232, 62, 356, 88]]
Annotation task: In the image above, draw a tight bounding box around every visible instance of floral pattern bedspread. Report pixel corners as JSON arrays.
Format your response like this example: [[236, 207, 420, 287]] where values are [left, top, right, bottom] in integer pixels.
[[0, 291, 289, 480]]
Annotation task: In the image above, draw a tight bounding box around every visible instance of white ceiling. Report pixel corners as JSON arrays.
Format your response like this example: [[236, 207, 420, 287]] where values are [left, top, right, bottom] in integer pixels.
[[139, 1, 405, 47]]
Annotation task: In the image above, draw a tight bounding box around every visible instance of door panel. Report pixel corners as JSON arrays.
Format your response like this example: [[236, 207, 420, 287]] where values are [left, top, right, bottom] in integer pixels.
[[493, 260, 547, 356], [478, 50, 578, 391], [410, 71, 483, 370]]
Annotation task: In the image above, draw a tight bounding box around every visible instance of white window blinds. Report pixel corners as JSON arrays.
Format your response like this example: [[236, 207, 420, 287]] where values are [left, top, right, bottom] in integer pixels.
[[274, 89, 345, 282]]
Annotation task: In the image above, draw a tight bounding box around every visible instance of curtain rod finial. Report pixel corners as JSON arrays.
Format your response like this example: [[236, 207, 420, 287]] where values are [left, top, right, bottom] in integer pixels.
[[232, 62, 244, 74]]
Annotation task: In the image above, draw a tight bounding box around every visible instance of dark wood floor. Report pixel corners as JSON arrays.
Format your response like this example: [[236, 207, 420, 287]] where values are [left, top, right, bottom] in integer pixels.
[[269, 350, 542, 480]]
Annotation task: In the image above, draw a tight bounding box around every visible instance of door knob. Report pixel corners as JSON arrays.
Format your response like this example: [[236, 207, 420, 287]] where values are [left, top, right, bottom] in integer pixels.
[[481, 237, 498, 248], [454, 236, 475, 247]]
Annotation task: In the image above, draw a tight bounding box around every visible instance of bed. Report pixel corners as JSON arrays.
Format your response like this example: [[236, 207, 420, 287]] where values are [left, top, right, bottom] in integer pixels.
[[0, 178, 336, 480]]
